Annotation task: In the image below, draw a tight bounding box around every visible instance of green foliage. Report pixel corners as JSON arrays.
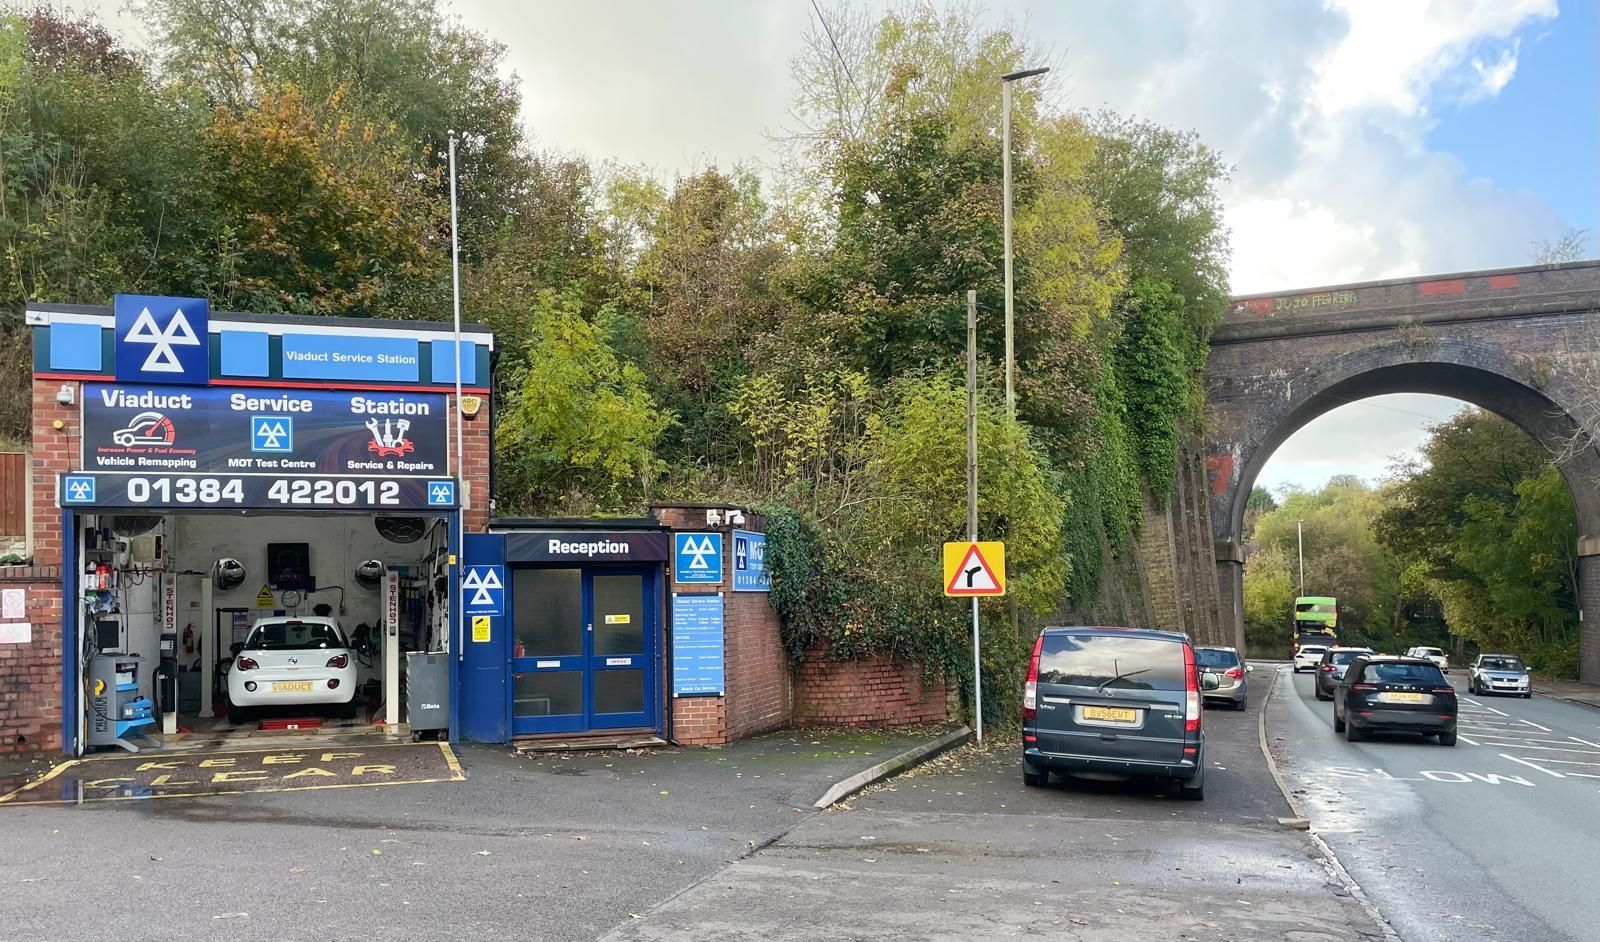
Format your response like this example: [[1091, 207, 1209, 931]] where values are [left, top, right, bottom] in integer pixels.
[[203, 83, 444, 315], [1243, 544, 1295, 653], [1113, 278, 1189, 500], [1376, 409, 1579, 675], [495, 289, 674, 514], [1248, 478, 1400, 648]]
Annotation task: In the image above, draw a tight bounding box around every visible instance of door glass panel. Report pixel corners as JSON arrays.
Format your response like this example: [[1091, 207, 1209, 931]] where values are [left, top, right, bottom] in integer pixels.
[[595, 669, 644, 715], [513, 568, 582, 657], [592, 574, 645, 655], [514, 672, 582, 717]]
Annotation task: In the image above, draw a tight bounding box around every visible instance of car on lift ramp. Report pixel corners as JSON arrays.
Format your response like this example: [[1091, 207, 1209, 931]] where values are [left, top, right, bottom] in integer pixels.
[[227, 616, 357, 723]]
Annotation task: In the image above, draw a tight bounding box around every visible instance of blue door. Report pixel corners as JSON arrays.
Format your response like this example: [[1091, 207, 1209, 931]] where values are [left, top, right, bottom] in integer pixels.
[[510, 567, 656, 736]]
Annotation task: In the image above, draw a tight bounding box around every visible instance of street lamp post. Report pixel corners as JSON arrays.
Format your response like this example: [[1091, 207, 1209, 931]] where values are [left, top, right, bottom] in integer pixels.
[[1001, 66, 1049, 419], [1297, 520, 1305, 596]]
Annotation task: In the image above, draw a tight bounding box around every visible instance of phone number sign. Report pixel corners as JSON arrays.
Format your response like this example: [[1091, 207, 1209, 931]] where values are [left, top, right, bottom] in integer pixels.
[[59, 473, 456, 510]]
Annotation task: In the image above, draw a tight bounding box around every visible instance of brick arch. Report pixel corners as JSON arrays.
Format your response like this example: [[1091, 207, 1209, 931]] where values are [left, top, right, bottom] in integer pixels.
[[1216, 336, 1600, 547], [1203, 259, 1600, 680]]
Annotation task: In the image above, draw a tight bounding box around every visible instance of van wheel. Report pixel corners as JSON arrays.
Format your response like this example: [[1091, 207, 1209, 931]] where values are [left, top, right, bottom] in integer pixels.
[[1439, 730, 1458, 746], [1333, 710, 1346, 733], [227, 703, 252, 726], [1345, 721, 1363, 743], [1315, 689, 1330, 701], [1179, 776, 1205, 801], [1022, 763, 1048, 787]]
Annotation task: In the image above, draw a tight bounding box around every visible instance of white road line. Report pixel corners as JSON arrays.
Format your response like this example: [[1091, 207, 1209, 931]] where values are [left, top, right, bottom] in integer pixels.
[[1565, 772, 1600, 780], [1460, 695, 1481, 706], [1524, 757, 1600, 767], [1472, 736, 1600, 749], [1501, 753, 1565, 778], [1457, 733, 1481, 746], [1571, 736, 1600, 750], [1521, 719, 1553, 732], [1475, 742, 1600, 755]]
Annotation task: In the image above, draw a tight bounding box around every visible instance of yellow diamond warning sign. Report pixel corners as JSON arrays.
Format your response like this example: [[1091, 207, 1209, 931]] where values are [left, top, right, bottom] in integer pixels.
[[943, 541, 1006, 597]]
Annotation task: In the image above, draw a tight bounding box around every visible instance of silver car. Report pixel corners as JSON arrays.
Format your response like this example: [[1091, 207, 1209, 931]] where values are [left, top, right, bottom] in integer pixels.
[[1195, 645, 1250, 710], [1469, 653, 1532, 698]]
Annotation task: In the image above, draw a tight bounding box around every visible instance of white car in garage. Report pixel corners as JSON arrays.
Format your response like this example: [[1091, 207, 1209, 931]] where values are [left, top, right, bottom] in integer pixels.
[[227, 617, 357, 723]]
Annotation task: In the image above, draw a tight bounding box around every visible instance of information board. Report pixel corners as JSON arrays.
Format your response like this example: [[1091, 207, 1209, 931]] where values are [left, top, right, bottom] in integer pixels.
[[82, 384, 449, 477], [671, 593, 725, 697]]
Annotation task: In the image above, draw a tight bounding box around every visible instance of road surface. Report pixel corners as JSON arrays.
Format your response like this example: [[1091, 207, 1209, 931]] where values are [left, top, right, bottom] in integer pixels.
[[1269, 665, 1600, 942]]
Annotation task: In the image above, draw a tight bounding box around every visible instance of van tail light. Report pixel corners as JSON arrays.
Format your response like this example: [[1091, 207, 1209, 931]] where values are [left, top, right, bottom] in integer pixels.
[[1321, 664, 1337, 672], [235, 657, 259, 671], [326, 654, 349, 669], [1224, 666, 1244, 680], [1431, 687, 1455, 695], [1351, 684, 1375, 691], [1022, 634, 1043, 723], [1183, 644, 1200, 733]]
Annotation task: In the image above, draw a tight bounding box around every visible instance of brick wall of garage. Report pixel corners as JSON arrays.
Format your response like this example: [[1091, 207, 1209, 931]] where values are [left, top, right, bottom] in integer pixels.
[[651, 505, 791, 746]]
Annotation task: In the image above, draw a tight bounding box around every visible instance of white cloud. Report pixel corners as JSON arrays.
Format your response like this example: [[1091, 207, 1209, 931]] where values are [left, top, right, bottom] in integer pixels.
[[1310, 0, 1554, 118]]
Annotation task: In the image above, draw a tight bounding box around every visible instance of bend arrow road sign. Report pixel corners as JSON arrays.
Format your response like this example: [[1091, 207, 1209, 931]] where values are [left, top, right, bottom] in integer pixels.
[[943, 541, 1006, 597]]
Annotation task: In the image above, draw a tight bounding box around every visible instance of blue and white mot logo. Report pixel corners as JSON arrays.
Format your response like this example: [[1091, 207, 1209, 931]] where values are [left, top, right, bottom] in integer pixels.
[[62, 475, 96, 504], [250, 416, 293, 453], [732, 530, 770, 592], [674, 532, 722, 584], [115, 294, 210, 385], [462, 565, 504, 614], [427, 480, 456, 506]]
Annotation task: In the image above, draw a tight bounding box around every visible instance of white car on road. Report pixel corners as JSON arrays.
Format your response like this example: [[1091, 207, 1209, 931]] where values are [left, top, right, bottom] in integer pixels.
[[1293, 644, 1329, 672], [1405, 646, 1450, 673], [227, 617, 357, 723]]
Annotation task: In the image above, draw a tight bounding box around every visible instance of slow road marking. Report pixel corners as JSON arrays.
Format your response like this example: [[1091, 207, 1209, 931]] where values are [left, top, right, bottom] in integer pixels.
[[0, 742, 464, 805]]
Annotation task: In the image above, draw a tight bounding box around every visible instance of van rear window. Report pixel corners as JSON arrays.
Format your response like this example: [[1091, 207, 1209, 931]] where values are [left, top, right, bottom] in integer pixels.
[[1037, 634, 1187, 691]]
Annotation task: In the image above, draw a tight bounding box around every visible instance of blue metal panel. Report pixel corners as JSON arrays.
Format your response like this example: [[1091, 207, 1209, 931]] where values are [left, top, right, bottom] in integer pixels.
[[281, 333, 420, 382], [459, 532, 508, 743], [49, 323, 104, 371], [114, 295, 209, 385], [219, 330, 270, 377], [61, 508, 77, 755], [429, 339, 477, 385]]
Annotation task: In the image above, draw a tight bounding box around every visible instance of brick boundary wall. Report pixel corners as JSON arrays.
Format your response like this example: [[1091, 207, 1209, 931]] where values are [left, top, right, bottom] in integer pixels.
[[791, 644, 955, 727], [0, 377, 491, 755]]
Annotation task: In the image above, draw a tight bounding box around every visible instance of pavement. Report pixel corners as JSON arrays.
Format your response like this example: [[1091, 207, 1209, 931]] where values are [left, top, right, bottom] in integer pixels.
[[1529, 675, 1600, 711], [0, 726, 944, 942], [604, 673, 1386, 941], [1268, 665, 1600, 942]]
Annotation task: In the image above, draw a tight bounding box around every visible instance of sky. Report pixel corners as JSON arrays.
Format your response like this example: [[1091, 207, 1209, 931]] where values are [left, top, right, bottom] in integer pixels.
[[76, 0, 1600, 491]]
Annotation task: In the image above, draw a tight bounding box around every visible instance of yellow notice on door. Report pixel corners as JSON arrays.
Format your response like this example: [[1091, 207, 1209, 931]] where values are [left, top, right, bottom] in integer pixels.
[[254, 585, 275, 608], [604, 614, 631, 625], [471, 615, 491, 643]]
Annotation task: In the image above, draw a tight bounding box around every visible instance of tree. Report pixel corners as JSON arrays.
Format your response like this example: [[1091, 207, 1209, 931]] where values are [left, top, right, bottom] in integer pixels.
[[202, 83, 445, 315], [1532, 226, 1590, 265], [1375, 409, 1580, 674], [1249, 478, 1400, 647], [495, 289, 674, 513], [1243, 544, 1295, 652]]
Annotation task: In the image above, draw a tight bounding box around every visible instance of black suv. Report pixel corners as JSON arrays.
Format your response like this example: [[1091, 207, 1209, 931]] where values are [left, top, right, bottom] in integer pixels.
[[1333, 655, 1457, 745], [1022, 626, 1213, 800]]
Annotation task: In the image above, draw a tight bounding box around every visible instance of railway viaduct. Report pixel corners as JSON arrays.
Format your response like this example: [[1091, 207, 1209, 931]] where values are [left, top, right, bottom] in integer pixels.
[[1206, 260, 1600, 682]]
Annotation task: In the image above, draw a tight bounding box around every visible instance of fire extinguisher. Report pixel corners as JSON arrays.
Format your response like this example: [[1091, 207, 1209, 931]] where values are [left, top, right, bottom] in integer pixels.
[[182, 624, 195, 655]]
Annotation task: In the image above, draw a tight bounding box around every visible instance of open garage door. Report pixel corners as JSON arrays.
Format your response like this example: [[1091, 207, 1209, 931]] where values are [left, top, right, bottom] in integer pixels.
[[64, 507, 458, 755]]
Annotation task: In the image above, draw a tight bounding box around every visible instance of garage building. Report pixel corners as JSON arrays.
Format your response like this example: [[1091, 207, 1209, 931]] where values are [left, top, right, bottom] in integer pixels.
[[5, 295, 491, 754]]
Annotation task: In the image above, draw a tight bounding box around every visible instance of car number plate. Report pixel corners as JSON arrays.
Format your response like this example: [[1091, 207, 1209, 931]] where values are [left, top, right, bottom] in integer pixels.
[[1380, 691, 1425, 703], [273, 681, 313, 693], [1082, 706, 1138, 723]]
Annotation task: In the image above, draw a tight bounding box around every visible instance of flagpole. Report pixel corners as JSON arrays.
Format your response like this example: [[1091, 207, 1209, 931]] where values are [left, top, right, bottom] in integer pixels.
[[449, 131, 465, 662]]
